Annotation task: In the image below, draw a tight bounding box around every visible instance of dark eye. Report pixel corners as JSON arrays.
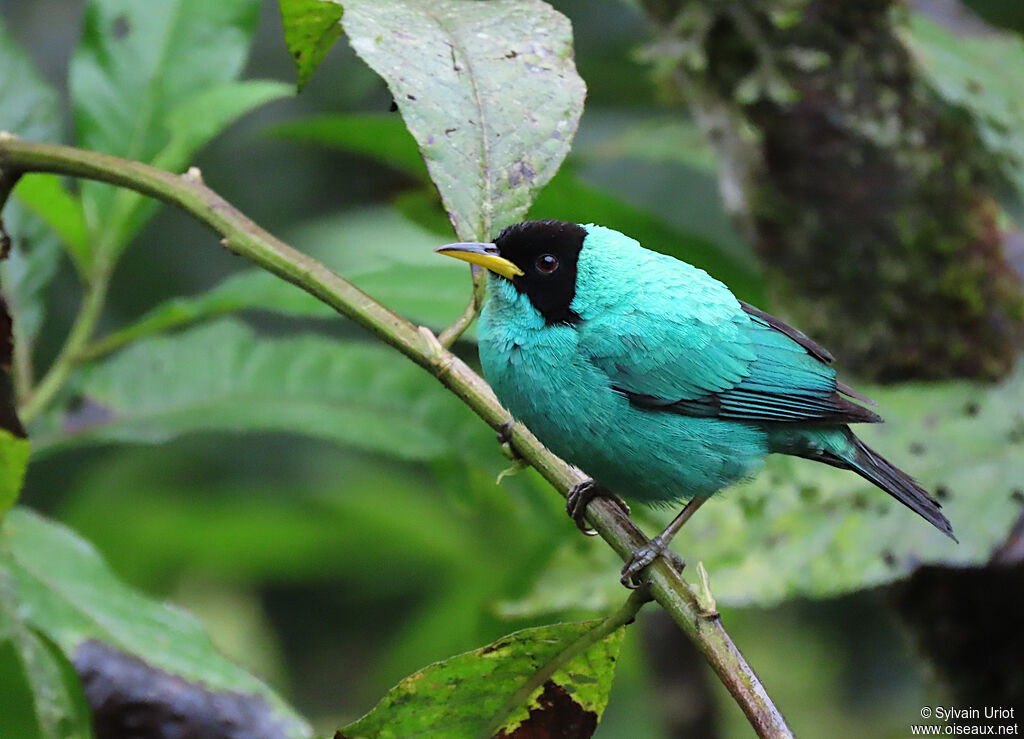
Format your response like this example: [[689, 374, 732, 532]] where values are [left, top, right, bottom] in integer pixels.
[[535, 254, 559, 274]]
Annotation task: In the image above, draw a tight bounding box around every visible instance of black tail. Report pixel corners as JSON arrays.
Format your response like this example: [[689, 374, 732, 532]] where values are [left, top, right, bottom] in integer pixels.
[[847, 436, 957, 541]]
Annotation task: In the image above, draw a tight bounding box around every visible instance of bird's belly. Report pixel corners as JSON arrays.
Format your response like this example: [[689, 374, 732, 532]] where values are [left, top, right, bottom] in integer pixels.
[[481, 337, 767, 505]]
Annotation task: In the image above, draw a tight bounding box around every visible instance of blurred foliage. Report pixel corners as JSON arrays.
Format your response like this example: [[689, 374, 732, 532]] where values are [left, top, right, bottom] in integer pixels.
[[1, 0, 1023, 737], [0, 565, 93, 739], [2, 507, 310, 737], [61, 0, 287, 272], [77, 207, 471, 356], [902, 11, 1024, 205]]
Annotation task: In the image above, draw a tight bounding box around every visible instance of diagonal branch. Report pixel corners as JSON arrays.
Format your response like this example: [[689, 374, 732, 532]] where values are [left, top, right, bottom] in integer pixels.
[[0, 134, 792, 738]]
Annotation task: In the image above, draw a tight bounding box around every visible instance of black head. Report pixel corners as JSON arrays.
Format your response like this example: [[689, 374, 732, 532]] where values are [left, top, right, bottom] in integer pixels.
[[493, 220, 587, 325]]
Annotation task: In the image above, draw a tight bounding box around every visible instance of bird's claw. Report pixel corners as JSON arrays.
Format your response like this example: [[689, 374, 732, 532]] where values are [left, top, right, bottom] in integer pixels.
[[496, 420, 522, 462], [566, 480, 601, 536], [566, 480, 630, 536], [620, 536, 686, 588]]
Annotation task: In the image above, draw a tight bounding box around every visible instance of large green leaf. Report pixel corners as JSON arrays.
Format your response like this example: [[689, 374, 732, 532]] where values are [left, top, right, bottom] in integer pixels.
[[338, 620, 623, 739], [0, 567, 93, 739], [1, 507, 309, 738], [84, 207, 473, 354], [69, 0, 280, 265], [341, 0, 586, 240], [278, 0, 345, 90], [901, 11, 1024, 203], [500, 364, 1024, 613], [32, 319, 483, 461]]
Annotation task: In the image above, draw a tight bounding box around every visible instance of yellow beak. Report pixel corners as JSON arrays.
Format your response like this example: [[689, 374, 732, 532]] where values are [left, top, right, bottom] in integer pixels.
[[435, 242, 524, 279]]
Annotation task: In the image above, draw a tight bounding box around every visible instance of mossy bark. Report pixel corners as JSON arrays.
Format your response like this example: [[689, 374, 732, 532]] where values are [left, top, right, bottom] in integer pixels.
[[640, 0, 1024, 381]]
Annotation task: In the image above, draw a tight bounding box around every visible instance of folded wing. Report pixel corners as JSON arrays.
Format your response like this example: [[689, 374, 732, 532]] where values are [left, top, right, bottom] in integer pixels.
[[582, 278, 879, 425]]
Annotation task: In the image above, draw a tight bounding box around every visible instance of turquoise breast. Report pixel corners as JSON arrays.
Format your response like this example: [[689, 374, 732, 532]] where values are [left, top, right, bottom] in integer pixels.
[[478, 275, 767, 504]]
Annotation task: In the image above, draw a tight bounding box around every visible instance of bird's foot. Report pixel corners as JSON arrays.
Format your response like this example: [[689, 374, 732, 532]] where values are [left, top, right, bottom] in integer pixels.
[[496, 420, 522, 462], [566, 479, 630, 536], [620, 535, 686, 589]]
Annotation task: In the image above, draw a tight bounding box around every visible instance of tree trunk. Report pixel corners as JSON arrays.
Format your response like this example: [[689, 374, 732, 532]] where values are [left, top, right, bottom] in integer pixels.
[[639, 0, 1023, 381]]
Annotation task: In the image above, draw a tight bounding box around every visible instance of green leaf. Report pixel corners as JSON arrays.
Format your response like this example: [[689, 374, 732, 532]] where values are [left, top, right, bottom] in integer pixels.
[[1, 507, 310, 738], [338, 620, 623, 739], [0, 567, 93, 739], [271, 113, 429, 181], [151, 79, 293, 172], [278, 0, 345, 90], [84, 207, 473, 356], [502, 364, 1024, 613], [11, 177, 89, 267], [71, 0, 261, 162], [0, 430, 30, 520], [341, 0, 586, 240], [69, 0, 265, 263], [901, 11, 1024, 202], [33, 319, 482, 461]]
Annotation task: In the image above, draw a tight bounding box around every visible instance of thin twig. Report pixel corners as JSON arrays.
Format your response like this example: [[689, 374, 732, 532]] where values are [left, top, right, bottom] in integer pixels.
[[18, 267, 110, 423], [439, 266, 488, 347], [0, 135, 792, 738]]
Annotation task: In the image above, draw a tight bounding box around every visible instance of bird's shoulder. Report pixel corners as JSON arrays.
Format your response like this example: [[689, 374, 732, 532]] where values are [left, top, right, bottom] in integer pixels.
[[572, 237, 877, 423], [574, 241, 756, 401]]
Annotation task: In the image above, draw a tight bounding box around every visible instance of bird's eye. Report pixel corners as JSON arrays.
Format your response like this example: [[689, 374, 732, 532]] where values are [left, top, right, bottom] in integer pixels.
[[535, 254, 559, 274]]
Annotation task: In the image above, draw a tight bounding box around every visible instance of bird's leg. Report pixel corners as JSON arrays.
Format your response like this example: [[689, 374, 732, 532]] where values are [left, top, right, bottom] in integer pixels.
[[566, 478, 631, 536], [620, 496, 709, 588]]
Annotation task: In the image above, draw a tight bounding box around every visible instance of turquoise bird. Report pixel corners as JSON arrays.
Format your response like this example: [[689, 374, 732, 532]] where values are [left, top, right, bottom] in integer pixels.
[[437, 221, 955, 585]]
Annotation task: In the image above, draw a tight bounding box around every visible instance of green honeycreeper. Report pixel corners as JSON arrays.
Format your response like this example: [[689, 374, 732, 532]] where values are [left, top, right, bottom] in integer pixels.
[[437, 221, 955, 585]]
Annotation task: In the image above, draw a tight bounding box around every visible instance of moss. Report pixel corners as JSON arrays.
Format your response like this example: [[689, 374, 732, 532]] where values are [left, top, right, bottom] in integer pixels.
[[641, 0, 1024, 380]]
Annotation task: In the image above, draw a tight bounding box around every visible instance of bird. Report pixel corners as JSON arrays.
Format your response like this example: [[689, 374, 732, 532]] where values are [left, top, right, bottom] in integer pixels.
[[436, 220, 955, 585]]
